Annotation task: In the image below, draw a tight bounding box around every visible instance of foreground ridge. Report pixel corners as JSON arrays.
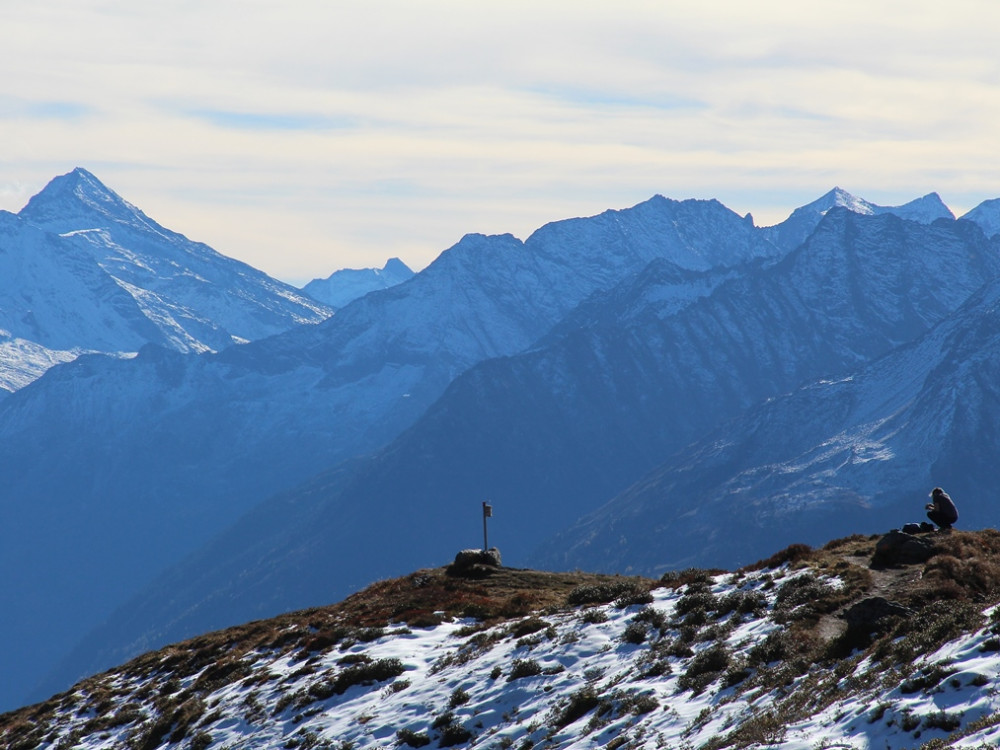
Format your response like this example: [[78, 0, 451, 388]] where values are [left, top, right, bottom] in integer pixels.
[[6, 531, 1000, 750]]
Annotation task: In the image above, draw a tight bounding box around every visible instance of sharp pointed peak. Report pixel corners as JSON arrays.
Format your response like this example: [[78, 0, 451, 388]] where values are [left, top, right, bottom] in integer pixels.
[[53, 167, 125, 203], [20, 167, 153, 233]]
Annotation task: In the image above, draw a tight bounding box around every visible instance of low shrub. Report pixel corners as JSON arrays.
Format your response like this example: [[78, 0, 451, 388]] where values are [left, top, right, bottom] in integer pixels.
[[900, 664, 957, 694], [878, 601, 984, 663], [900, 710, 921, 732], [397, 728, 431, 748], [507, 659, 544, 681], [659, 568, 720, 589], [431, 713, 474, 747], [306, 658, 406, 703], [678, 644, 731, 693], [742, 543, 814, 572], [748, 631, 788, 666], [567, 581, 648, 606], [633, 606, 668, 632], [555, 687, 602, 728], [581, 609, 608, 624], [508, 618, 551, 639], [621, 622, 648, 645], [674, 591, 719, 621], [715, 590, 767, 619], [721, 665, 751, 688], [718, 710, 786, 748], [621, 692, 658, 715], [923, 710, 963, 732], [615, 589, 654, 608], [772, 574, 835, 623], [924, 553, 1000, 600]]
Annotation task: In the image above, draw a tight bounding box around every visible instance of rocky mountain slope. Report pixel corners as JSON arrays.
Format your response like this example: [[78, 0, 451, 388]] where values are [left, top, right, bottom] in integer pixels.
[[6, 530, 1000, 749], [0, 168, 332, 391], [536, 262, 1000, 577], [761, 187, 954, 253], [54, 207, 1000, 701]]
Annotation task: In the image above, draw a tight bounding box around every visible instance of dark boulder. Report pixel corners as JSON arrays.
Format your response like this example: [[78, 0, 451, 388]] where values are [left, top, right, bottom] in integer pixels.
[[448, 548, 502, 577], [872, 529, 937, 567], [841, 596, 913, 634]]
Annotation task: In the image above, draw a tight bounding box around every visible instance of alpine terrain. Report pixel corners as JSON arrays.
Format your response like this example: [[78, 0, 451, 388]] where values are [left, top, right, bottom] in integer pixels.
[[0, 182, 789, 711], [5, 175, 1000, 720], [45, 199, 1000, 707], [5, 530, 1000, 749]]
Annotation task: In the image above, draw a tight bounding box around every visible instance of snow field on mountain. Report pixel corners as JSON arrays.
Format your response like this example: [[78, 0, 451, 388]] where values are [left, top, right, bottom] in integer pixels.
[[0, 335, 84, 392]]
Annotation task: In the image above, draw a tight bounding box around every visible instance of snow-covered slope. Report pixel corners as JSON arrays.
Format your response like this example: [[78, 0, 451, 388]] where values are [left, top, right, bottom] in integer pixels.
[[0, 169, 332, 390], [7, 533, 1000, 749], [538, 264, 1000, 576], [303, 257, 415, 307]]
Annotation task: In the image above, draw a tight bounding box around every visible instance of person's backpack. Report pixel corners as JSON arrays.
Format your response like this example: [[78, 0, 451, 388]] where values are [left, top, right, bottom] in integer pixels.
[[901, 522, 923, 534]]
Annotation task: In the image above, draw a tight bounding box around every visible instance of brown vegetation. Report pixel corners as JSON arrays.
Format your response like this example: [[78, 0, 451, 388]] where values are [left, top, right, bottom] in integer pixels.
[[6, 529, 1000, 750]]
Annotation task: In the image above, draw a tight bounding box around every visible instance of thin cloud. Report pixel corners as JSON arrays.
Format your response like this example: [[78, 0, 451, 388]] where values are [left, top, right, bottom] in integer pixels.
[[2, 1, 1000, 282]]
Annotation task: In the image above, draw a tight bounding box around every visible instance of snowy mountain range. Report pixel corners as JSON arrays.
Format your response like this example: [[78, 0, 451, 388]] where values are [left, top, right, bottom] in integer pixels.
[[5, 173, 1000, 716], [47, 204, 1000, 707], [303, 257, 415, 308], [6, 531, 1000, 750]]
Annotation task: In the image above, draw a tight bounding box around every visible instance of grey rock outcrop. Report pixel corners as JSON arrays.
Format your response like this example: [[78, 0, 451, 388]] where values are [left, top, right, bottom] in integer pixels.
[[872, 529, 937, 567]]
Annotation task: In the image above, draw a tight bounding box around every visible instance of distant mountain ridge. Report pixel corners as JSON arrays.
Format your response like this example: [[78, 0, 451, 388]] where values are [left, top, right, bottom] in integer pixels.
[[6, 176, 1000, 715], [0, 187, 785, 711], [59, 207, 1000, 696], [303, 257, 414, 307], [760, 187, 955, 252]]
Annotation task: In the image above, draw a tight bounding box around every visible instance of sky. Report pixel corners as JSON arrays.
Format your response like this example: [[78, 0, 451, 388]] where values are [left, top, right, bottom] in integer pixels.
[[3, 1, 1000, 286]]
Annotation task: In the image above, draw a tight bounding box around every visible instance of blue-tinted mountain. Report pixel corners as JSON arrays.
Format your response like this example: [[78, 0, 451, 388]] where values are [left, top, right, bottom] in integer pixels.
[[39, 208, 1000, 705], [0, 192, 783, 711], [534, 265, 1000, 575], [762, 187, 953, 253], [302, 257, 415, 307], [961, 197, 1000, 239], [0, 168, 332, 391]]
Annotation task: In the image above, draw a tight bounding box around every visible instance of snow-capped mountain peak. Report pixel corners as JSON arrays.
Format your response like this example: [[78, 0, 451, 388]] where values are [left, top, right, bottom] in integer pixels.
[[19, 167, 160, 236], [0, 169, 332, 392], [818, 186, 876, 215], [763, 188, 955, 253], [784, 186, 953, 224]]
